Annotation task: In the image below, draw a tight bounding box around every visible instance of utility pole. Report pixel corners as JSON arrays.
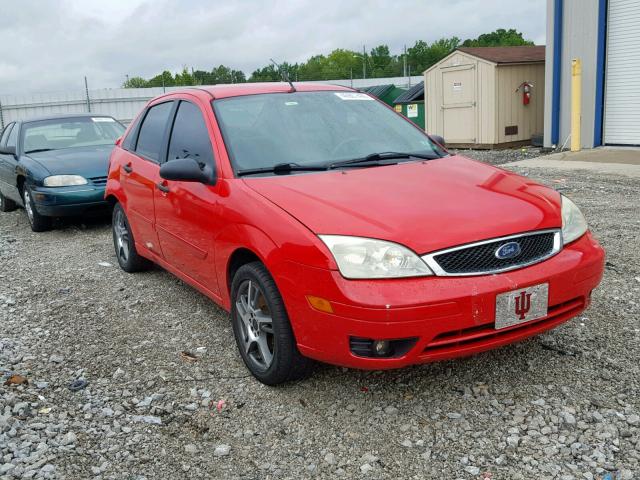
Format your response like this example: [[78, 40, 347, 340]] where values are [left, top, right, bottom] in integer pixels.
[[362, 45, 366, 79], [84, 76, 91, 112], [403, 45, 407, 78]]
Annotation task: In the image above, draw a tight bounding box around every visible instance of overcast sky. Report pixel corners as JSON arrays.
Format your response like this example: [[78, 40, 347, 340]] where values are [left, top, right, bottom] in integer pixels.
[[0, 0, 546, 95]]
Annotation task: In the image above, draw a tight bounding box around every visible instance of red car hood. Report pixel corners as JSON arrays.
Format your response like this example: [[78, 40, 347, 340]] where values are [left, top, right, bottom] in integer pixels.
[[244, 156, 561, 254]]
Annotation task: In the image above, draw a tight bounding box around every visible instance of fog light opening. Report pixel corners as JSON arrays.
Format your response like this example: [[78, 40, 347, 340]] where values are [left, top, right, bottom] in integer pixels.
[[373, 340, 392, 357], [349, 337, 417, 359]]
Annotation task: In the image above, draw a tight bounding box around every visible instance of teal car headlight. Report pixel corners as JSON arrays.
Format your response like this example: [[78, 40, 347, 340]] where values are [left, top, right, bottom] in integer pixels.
[[43, 175, 88, 187]]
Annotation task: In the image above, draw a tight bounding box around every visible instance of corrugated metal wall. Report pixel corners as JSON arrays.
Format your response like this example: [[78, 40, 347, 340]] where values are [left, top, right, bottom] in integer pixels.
[[603, 0, 640, 145], [0, 76, 423, 128], [543, 0, 600, 148]]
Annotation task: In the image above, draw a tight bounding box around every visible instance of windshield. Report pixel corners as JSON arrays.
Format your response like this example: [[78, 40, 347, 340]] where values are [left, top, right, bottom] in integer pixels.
[[22, 117, 125, 153], [213, 91, 441, 174]]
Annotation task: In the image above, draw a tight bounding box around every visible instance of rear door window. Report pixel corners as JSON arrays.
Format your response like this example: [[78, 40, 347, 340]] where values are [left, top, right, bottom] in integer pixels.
[[167, 101, 214, 167], [0, 123, 14, 146], [135, 102, 174, 162]]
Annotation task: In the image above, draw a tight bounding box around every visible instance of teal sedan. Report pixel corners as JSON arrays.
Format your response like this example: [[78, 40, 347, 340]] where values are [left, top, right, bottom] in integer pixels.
[[0, 114, 125, 231]]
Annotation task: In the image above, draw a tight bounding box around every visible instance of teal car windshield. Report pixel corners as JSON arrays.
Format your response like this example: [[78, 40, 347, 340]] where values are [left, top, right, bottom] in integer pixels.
[[22, 117, 125, 153], [213, 91, 441, 173]]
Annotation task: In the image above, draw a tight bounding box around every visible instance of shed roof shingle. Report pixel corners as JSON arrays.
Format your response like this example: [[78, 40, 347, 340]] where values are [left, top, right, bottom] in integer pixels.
[[456, 46, 545, 64]]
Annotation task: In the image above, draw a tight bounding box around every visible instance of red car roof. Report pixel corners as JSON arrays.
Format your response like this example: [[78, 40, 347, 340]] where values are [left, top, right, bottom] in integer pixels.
[[182, 82, 355, 100]]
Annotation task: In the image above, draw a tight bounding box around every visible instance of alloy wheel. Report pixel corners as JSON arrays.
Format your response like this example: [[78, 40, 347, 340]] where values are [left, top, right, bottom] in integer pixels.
[[235, 280, 275, 371], [23, 190, 34, 224], [114, 208, 130, 263]]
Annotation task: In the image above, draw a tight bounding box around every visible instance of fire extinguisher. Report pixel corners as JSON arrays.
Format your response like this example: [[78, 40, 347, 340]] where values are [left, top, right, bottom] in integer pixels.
[[517, 82, 533, 105]]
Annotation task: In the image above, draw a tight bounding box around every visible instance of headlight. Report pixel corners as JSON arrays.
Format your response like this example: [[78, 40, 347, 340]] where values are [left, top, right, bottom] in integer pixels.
[[319, 235, 433, 279], [43, 175, 88, 187], [561, 195, 588, 244]]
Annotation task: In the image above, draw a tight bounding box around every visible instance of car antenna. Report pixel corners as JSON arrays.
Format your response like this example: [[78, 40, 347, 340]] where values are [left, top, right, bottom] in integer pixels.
[[270, 58, 296, 93]]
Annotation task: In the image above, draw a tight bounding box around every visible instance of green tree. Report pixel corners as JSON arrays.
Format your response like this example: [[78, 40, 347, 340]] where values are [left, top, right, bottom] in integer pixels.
[[174, 67, 194, 86], [147, 70, 175, 88], [406, 37, 460, 74], [122, 76, 148, 88], [122, 28, 535, 87], [462, 29, 534, 47]]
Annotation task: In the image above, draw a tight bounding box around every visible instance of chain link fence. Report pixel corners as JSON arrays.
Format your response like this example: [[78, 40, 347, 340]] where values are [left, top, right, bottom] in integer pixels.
[[0, 75, 422, 127]]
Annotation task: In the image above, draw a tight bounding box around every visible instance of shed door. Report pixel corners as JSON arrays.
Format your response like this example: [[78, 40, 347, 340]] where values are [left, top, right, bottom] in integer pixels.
[[441, 65, 476, 144], [604, 0, 640, 145]]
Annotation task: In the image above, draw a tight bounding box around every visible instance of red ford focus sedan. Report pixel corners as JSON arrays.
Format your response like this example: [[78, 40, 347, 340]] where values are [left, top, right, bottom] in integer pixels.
[[105, 83, 605, 385]]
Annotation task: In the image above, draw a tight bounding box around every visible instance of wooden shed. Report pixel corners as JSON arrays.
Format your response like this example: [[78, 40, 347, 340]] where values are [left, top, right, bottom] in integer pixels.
[[424, 46, 545, 148]]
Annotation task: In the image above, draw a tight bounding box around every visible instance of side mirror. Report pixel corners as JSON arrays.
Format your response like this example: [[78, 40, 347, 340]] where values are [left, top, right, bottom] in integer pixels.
[[160, 158, 216, 185], [0, 146, 16, 157], [429, 135, 446, 148]]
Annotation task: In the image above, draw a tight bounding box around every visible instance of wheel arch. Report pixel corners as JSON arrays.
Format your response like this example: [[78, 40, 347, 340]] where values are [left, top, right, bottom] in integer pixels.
[[217, 224, 283, 310]]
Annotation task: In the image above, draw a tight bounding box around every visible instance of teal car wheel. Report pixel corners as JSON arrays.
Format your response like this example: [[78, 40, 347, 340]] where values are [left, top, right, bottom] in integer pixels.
[[22, 187, 51, 232]]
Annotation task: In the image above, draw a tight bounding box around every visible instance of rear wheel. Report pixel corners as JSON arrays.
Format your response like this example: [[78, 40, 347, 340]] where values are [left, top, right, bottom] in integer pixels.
[[0, 191, 17, 212], [231, 261, 313, 385], [22, 187, 51, 232], [112, 203, 151, 272]]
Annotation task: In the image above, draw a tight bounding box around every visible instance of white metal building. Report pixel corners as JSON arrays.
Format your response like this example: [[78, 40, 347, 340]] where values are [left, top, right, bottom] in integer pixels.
[[544, 0, 640, 148]]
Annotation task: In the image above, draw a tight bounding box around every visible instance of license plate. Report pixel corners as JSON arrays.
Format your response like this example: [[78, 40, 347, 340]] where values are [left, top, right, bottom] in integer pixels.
[[495, 283, 548, 330]]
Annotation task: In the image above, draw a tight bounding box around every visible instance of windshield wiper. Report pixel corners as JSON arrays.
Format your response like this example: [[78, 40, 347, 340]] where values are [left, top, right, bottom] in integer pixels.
[[329, 151, 439, 169], [237, 162, 328, 177], [25, 148, 56, 154]]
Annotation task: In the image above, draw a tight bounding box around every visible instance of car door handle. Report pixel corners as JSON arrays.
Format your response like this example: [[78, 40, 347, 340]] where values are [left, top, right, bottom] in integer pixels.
[[123, 163, 133, 174], [157, 182, 170, 194]]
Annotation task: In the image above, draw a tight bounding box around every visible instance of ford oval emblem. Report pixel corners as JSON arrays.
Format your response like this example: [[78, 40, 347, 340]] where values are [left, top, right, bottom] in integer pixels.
[[495, 241, 522, 260]]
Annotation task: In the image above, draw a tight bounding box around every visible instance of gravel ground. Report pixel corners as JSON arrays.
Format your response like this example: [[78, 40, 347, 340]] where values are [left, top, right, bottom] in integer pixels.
[[451, 146, 546, 166], [1, 156, 639, 480]]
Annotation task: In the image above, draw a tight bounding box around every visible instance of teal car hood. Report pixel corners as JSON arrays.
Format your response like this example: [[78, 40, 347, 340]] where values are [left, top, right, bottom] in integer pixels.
[[26, 145, 113, 179]]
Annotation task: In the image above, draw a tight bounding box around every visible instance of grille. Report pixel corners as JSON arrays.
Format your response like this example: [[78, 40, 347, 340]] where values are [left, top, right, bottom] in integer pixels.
[[428, 231, 558, 275], [89, 176, 107, 186]]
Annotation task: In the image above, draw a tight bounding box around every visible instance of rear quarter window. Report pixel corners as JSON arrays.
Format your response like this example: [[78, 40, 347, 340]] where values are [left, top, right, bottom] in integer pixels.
[[0, 123, 14, 146]]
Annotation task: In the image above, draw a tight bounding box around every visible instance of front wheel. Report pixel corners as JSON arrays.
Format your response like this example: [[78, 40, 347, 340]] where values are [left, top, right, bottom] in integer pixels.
[[22, 187, 51, 232], [231, 262, 313, 385], [112, 203, 151, 273]]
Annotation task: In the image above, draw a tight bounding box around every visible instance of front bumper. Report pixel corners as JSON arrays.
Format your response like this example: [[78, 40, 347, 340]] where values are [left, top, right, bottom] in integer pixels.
[[279, 232, 605, 369], [31, 185, 109, 216]]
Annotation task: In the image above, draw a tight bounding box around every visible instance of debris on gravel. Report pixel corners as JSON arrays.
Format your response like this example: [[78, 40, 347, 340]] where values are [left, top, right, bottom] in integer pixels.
[[0, 152, 638, 478]]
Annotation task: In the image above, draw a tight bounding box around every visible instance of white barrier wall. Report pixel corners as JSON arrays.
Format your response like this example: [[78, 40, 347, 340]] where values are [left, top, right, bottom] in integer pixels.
[[0, 76, 422, 128]]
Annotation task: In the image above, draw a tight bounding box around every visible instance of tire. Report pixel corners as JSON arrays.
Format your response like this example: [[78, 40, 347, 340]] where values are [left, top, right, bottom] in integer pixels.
[[22, 187, 51, 232], [112, 203, 151, 273], [0, 191, 17, 212], [231, 261, 313, 385]]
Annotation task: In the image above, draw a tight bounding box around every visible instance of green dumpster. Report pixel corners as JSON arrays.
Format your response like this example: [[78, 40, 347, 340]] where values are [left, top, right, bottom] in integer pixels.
[[392, 81, 425, 130]]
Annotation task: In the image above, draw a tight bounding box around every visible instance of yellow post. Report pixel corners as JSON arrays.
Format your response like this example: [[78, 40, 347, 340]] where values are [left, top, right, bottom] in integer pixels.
[[571, 58, 582, 152]]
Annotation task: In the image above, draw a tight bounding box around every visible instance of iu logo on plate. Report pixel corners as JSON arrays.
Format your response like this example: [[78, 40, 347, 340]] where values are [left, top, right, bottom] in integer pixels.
[[514, 291, 532, 320], [495, 241, 522, 260]]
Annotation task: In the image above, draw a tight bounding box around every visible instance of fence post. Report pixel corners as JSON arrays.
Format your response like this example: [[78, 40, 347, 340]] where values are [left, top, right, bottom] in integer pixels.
[[84, 76, 91, 112], [0, 100, 4, 130]]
